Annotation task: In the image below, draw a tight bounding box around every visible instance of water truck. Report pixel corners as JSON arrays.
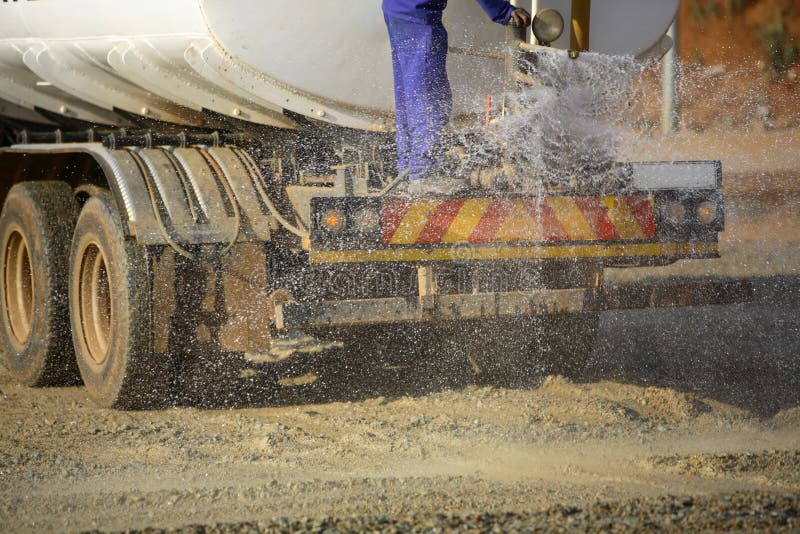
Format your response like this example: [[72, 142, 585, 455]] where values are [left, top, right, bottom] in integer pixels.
[[0, 0, 750, 408]]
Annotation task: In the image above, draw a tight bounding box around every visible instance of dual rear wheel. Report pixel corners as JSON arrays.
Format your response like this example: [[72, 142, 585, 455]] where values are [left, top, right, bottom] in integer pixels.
[[0, 183, 167, 408]]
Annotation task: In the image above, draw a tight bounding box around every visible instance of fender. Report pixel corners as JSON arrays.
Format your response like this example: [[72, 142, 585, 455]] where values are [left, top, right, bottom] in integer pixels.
[[0, 143, 275, 245]]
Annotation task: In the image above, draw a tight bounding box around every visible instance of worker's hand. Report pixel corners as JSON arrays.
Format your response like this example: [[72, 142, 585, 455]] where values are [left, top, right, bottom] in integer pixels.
[[508, 8, 532, 28]]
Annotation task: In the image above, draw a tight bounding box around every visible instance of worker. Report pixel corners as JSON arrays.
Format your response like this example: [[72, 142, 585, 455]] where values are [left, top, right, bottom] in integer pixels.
[[383, 0, 531, 195]]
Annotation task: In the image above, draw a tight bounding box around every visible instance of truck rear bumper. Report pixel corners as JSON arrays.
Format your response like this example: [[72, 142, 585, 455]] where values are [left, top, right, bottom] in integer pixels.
[[275, 277, 752, 330], [309, 242, 719, 264]]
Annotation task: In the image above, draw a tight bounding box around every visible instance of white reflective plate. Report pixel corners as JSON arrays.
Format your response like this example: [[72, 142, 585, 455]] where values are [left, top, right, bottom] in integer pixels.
[[631, 161, 721, 190]]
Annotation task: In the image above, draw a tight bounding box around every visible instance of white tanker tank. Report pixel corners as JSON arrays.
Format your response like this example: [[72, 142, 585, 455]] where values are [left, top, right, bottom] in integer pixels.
[[0, 0, 677, 132]]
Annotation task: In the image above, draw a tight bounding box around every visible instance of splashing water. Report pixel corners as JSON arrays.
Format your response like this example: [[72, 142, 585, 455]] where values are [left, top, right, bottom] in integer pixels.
[[459, 50, 649, 192]]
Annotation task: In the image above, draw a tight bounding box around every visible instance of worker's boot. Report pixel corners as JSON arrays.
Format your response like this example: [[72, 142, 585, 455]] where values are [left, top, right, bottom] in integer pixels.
[[406, 176, 470, 197]]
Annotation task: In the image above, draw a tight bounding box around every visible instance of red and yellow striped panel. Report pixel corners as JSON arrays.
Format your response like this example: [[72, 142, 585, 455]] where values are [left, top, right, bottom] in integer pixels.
[[381, 195, 655, 245]]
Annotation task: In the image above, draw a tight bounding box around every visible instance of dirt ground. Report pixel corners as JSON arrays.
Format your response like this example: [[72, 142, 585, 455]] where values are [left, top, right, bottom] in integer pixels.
[[1, 142, 799, 532]]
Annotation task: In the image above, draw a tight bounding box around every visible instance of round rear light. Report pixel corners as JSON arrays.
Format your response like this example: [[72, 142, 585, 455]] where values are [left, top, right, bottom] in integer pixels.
[[353, 208, 380, 231], [321, 209, 346, 232], [695, 201, 717, 225], [665, 201, 686, 225]]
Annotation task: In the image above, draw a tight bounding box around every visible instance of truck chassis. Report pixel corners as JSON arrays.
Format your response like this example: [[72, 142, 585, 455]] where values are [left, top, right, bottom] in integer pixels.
[[0, 131, 751, 408]]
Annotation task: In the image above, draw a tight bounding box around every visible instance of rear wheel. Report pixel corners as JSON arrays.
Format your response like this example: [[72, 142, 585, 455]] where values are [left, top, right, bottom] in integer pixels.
[[69, 195, 171, 409], [0, 182, 80, 386], [462, 317, 547, 388], [459, 313, 599, 388], [537, 313, 599, 379]]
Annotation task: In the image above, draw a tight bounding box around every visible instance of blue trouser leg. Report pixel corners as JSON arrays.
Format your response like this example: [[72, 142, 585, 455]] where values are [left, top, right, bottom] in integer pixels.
[[386, 17, 411, 175], [384, 15, 452, 181]]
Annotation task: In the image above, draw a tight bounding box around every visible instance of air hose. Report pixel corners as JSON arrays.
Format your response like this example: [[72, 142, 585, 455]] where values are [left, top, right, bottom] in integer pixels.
[[229, 147, 309, 240]]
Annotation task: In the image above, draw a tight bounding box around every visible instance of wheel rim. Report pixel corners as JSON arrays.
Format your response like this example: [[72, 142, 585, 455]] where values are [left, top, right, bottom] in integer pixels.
[[78, 242, 112, 365], [3, 229, 34, 347]]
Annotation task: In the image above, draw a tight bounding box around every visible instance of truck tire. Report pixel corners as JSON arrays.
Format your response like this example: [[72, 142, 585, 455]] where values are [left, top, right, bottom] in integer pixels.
[[0, 181, 80, 386], [538, 313, 599, 379], [463, 318, 543, 388], [461, 313, 599, 388], [69, 195, 171, 409]]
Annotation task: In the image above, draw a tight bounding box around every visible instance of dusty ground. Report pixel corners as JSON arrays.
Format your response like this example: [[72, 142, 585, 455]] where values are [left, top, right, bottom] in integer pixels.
[[1, 174, 799, 532]]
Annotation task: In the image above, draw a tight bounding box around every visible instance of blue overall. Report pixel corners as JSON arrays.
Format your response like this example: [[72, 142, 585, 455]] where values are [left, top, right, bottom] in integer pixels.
[[383, 0, 515, 181]]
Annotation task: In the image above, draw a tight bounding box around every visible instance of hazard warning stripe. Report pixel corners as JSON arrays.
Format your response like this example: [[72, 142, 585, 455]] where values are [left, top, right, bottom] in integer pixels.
[[468, 198, 513, 243], [388, 200, 438, 245], [543, 196, 597, 241], [574, 197, 620, 241], [416, 199, 465, 245], [495, 199, 543, 243], [381, 200, 411, 244], [523, 198, 570, 242], [603, 196, 644, 240], [380, 195, 656, 246], [441, 199, 492, 243], [625, 195, 656, 237]]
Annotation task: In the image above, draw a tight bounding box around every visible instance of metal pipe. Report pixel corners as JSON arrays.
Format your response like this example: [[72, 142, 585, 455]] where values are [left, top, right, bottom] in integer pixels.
[[661, 22, 679, 134], [503, 21, 527, 115], [570, 0, 591, 52]]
